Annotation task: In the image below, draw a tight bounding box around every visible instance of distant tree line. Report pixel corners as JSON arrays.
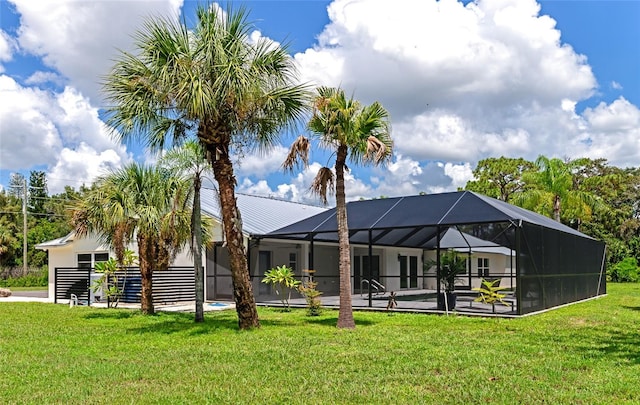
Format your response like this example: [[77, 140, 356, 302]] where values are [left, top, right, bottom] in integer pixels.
[[464, 156, 640, 277], [0, 171, 80, 276]]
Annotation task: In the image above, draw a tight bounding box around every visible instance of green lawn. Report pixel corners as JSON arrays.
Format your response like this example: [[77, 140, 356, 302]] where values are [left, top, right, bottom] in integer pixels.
[[1, 284, 639, 404]]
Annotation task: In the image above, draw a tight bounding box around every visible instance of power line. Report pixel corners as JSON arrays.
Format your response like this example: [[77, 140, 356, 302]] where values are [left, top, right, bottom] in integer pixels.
[[0, 211, 69, 218]]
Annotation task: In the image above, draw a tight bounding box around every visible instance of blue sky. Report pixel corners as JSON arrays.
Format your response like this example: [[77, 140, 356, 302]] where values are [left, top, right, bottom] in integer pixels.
[[0, 0, 638, 204]]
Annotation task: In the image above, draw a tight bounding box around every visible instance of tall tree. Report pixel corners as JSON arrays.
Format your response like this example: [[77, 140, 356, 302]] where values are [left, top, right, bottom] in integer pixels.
[[160, 140, 211, 322], [513, 156, 602, 224], [283, 87, 392, 329], [73, 163, 191, 315], [7, 173, 25, 198], [464, 157, 535, 202], [28, 171, 48, 215], [103, 3, 308, 329]]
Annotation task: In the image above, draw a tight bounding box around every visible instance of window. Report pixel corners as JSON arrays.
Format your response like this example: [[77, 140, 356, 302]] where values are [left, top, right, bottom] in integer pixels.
[[77, 254, 92, 269], [289, 252, 297, 272], [77, 252, 109, 269], [477, 257, 490, 278]]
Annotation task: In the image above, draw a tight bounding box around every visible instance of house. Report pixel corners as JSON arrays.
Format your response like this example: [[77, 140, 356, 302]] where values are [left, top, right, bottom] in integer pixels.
[[39, 190, 606, 316], [36, 191, 327, 304]]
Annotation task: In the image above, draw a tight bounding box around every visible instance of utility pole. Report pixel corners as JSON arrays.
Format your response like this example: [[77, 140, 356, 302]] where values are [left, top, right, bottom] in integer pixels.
[[23, 178, 27, 276]]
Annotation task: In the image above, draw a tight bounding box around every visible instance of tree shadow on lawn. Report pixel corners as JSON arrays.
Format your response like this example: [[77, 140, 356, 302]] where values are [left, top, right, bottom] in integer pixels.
[[84, 311, 135, 320], [303, 316, 376, 327], [565, 327, 640, 365], [124, 311, 242, 335], [621, 305, 640, 311], [119, 310, 377, 335]]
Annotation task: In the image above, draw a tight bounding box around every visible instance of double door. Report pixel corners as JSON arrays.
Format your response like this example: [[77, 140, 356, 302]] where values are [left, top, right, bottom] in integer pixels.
[[398, 255, 419, 289]]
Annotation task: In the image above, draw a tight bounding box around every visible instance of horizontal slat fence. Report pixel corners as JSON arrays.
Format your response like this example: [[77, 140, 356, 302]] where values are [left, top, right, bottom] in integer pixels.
[[54, 267, 197, 305], [54, 267, 91, 305]]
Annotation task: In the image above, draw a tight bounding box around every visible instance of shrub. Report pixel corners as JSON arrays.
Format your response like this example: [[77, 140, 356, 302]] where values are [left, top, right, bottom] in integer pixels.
[[0, 268, 48, 287], [473, 278, 510, 313], [607, 257, 639, 282], [298, 269, 323, 316], [262, 265, 301, 310]]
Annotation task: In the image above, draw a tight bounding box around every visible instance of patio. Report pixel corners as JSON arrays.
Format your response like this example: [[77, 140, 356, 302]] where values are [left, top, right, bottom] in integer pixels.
[[260, 288, 520, 317]]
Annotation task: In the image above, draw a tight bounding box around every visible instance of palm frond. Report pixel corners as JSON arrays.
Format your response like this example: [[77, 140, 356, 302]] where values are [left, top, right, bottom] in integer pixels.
[[310, 167, 335, 205], [364, 136, 387, 163], [282, 135, 310, 172]]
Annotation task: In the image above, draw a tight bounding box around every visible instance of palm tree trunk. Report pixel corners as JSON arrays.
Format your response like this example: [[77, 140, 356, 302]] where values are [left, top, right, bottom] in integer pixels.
[[138, 234, 155, 315], [335, 145, 355, 329], [211, 151, 260, 330], [192, 175, 204, 322], [553, 194, 561, 222]]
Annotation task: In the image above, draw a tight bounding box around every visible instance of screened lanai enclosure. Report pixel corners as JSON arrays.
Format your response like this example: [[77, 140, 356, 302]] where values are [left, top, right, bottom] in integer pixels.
[[256, 191, 606, 316]]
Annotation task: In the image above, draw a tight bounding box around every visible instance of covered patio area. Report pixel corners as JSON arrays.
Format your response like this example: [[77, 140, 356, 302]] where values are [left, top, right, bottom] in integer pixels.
[[262, 191, 607, 317]]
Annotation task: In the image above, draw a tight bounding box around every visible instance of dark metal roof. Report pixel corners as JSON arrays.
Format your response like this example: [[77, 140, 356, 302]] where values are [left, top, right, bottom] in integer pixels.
[[264, 191, 593, 247]]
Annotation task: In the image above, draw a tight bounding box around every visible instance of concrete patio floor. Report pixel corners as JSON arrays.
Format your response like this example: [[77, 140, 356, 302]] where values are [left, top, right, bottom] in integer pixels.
[[259, 288, 519, 317]]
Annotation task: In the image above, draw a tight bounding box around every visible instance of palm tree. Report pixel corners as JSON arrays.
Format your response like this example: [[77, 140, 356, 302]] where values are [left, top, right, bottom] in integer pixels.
[[102, 4, 309, 329], [283, 87, 392, 328], [73, 163, 191, 315], [160, 140, 211, 322], [514, 156, 602, 225]]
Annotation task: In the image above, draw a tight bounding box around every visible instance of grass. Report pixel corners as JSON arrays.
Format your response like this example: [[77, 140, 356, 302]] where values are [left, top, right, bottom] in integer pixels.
[[1, 283, 639, 404]]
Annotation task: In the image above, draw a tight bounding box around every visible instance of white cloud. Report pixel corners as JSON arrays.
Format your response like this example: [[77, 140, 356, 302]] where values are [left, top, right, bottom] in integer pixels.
[[296, 0, 595, 119], [25, 71, 64, 86], [238, 161, 375, 204], [234, 145, 289, 177], [611, 81, 622, 90], [387, 154, 423, 181], [0, 75, 63, 169], [583, 97, 640, 132], [238, 162, 322, 203], [577, 97, 640, 168], [237, 178, 304, 203], [47, 143, 125, 193], [444, 162, 473, 189], [290, 0, 640, 193], [0, 75, 131, 193], [0, 30, 16, 71], [11, 0, 184, 104]]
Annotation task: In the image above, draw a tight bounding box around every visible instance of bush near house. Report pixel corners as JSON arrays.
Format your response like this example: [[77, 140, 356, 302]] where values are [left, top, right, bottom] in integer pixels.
[[0, 267, 47, 287], [608, 256, 639, 282]]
